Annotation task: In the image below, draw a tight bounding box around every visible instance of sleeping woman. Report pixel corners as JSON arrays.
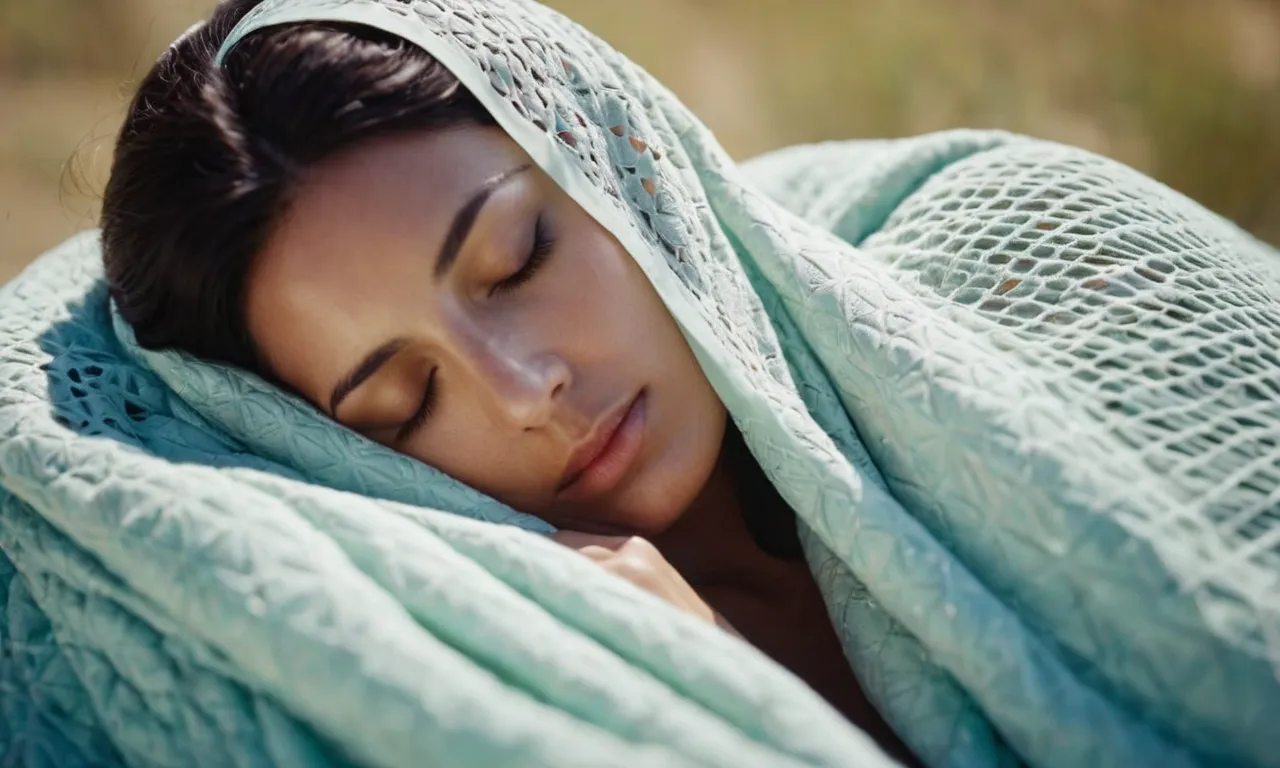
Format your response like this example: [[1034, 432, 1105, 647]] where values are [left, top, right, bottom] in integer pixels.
[[26, 0, 1279, 765], [102, 3, 914, 760]]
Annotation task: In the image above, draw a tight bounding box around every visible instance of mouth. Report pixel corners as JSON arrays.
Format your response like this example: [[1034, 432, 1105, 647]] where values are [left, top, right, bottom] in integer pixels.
[[557, 389, 647, 498]]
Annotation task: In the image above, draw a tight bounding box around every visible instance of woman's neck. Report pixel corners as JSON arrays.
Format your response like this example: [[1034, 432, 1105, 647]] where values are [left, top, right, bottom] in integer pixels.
[[654, 425, 924, 767]]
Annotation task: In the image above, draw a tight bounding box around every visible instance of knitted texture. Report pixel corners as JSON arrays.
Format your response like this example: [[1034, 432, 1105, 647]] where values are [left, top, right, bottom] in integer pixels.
[[1, 1, 1277, 766]]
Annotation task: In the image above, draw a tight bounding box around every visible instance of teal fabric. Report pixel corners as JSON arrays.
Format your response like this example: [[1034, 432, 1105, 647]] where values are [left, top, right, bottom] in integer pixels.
[[3, 1, 1280, 766]]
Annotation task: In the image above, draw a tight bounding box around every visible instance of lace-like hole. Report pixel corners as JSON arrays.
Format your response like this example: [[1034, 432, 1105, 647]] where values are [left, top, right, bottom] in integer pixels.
[[124, 401, 147, 422]]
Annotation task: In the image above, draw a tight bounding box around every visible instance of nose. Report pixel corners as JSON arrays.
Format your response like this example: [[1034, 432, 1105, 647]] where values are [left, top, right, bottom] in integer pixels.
[[459, 330, 571, 432]]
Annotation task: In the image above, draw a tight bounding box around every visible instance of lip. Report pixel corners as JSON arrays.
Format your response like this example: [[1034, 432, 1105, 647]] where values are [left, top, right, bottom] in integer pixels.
[[557, 389, 647, 498]]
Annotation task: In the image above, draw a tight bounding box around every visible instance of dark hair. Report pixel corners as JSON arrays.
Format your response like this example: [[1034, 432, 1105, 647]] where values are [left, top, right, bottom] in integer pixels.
[[101, 0, 494, 371]]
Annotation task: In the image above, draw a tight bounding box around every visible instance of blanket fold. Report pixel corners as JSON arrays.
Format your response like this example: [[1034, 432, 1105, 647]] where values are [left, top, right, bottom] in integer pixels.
[[2, 1, 1278, 766]]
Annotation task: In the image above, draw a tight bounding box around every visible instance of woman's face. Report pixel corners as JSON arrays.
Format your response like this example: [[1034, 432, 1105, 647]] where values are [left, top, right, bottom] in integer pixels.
[[246, 126, 727, 536]]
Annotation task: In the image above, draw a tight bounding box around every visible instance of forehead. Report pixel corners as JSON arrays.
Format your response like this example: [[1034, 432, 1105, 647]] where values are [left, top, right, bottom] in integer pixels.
[[271, 125, 524, 259], [243, 125, 527, 401]]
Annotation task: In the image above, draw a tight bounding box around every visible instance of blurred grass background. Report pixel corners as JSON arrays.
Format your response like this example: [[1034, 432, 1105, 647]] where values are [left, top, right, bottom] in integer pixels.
[[1, 0, 1278, 282]]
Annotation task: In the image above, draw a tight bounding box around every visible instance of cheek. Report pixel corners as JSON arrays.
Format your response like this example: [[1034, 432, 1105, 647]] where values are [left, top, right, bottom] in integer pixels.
[[557, 223, 716, 409], [409, 408, 548, 500], [562, 232, 674, 347]]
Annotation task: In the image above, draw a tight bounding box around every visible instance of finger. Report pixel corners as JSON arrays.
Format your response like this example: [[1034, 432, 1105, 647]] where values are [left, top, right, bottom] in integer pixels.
[[549, 530, 629, 552], [576, 544, 619, 562]]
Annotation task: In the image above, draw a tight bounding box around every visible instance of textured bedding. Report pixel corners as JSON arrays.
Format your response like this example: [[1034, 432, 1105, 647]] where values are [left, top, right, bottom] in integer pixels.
[[2, 1, 1279, 766]]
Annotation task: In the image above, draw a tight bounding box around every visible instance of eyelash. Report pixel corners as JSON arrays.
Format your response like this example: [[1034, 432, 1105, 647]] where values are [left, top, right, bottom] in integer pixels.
[[396, 368, 437, 443], [490, 214, 555, 296]]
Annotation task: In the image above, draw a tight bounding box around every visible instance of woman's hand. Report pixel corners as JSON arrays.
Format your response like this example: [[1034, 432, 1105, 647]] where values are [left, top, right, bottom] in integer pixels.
[[551, 531, 740, 636]]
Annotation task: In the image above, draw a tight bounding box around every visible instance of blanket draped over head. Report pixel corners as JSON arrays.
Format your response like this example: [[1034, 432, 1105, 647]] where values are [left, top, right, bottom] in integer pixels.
[[2, 1, 1278, 766]]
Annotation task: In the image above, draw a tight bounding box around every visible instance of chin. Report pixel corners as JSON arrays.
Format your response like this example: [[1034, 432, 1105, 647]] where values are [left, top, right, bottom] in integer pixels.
[[622, 425, 725, 536]]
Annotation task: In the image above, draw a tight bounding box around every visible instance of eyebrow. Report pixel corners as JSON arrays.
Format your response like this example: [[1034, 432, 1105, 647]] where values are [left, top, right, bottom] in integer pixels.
[[329, 338, 408, 417], [434, 162, 534, 279], [328, 162, 533, 418]]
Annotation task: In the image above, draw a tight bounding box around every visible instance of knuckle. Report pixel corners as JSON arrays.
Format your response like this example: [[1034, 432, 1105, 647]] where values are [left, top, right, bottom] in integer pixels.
[[619, 535, 658, 558], [610, 554, 653, 581], [611, 558, 659, 588]]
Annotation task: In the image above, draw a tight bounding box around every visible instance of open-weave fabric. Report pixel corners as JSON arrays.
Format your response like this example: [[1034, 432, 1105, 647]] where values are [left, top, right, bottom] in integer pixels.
[[2, 0, 1278, 766]]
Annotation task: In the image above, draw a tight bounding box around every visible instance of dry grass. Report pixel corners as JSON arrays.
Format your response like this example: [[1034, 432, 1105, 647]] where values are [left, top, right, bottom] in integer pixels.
[[2, 0, 1278, 282]]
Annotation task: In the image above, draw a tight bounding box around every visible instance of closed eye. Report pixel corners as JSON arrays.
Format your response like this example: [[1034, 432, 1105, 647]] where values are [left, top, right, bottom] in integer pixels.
[[396, 368, 437, 443], [490, 213, 554, 296]]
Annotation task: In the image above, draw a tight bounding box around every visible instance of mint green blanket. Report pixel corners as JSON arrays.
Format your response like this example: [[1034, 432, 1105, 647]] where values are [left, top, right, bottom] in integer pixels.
[[2, 1, 1279, 766]]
